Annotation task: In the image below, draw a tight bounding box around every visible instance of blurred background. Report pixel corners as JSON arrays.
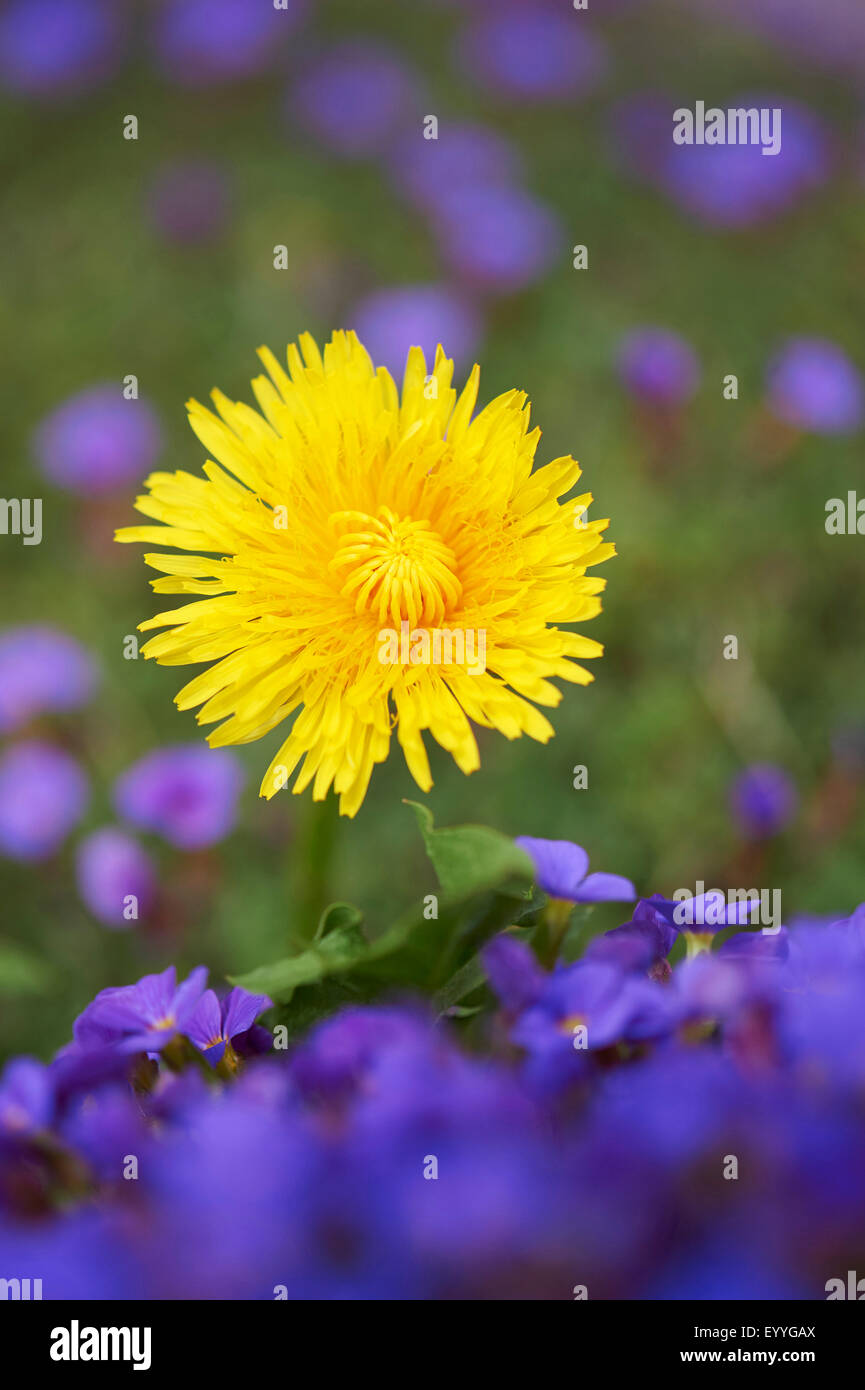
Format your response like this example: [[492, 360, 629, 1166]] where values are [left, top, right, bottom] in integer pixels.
[[1, 0, 863, 1061]]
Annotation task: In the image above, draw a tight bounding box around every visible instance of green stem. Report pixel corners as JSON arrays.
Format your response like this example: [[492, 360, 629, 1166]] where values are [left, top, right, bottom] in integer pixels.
[[289, 795, 340, 946]]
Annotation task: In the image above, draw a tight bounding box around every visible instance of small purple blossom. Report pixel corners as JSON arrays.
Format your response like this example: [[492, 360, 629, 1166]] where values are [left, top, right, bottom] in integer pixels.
[[729, 764, 798, 839], [351, 284, 482, 379], [186, 987, 272, 1067], [587, 896, 679, 973], [766, 338, 864, 436], [433, 185, 561, 294], [0, 626, 97, 734], [0, 0, 125, 100], [74, 965, 209, 1055], [457, 8, 608, 104], [515, 837, 636, 904], [291, 42, 418, 159], [387, 122, 522, 213], [34, 385, 162, 495], [617, 327, 701, 407], [0, 741, 88, 862], [0, 1058, 53, 1138], [75, 828, 156, 929], [153, 0, 305, 88], [114, 744, 243, 850], [146, 159, 232, 245]]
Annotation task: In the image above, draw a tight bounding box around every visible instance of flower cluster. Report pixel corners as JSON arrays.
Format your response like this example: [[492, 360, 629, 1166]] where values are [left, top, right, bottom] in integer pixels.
[[2, 843, 864, 1300]]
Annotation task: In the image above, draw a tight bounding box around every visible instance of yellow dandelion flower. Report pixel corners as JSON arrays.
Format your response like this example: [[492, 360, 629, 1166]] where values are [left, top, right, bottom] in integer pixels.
[[116, 331, 615, 817]]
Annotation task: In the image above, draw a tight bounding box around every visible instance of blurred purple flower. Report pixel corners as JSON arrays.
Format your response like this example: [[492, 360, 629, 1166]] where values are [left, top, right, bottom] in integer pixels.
[[617, 326, 700, 406], [75, 827, 156, 929], [730, 764, 798, 839], [34, 385, 162, 495], [661, 96, 830, 228], [291, 1005, 437, 1102], [483, 934, 546, 1012], [434, 185, 561, 294], [153, 0, 304, 87], [146, 159, 232, 245], [74, 965, 209, 1054], [587, 896, 679, 973], [515, 837, 636, 903], [765, 337, 864, 435], [0, 740, 88, 862], [114, 744, 243, 850], [291, 42, 418, 159], [387, 121, 522, 212], [0, 0, 125, 100], [186, 987, 272, 1067], [351, 284, 481, 378], [0, 1058, 53, 1138], [0, 626, 97, 734], [457, 8, 608, 104]]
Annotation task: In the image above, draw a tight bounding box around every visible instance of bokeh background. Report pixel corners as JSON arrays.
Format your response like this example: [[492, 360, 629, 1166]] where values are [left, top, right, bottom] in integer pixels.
[[1, 0, 864, 1061]]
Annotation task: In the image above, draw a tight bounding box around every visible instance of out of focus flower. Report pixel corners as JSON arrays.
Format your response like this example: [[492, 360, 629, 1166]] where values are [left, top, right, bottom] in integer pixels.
[[75, 827, 156, 929], [587, 895, 679, 973], [350, 284, 481, 378], [153, 0, 304, 87], [456, 8, 608, 104], [291, 42, 417, 159], [765, 338, 864, 435], [483, 935, 546, 1012], [515, 837, 636, 903], [0, 741, 88, 861], [387, 121, 521, 212], [186, 987, 272, 1067], [34, 385, 162, 495], [291, 1006, 437, 1101], [729, 763, 798, 839], [116, 332, 613, 816], [0, 626, 97, 734], [114, 745, 243, 850], [433, 186, 561, 293], [74, 965, 208, 1054], [0, 0, 125, 100], [146, 159, 232, 245], [0, 1058, 53, 1138], [661, 96, 830, 228], [617, 327, 700, 407]]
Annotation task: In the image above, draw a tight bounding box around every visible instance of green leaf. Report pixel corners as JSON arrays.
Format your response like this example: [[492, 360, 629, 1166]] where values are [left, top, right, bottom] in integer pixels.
[[315, 901, 364, 941], [230, 917, 368, 1003], [433, 953, 488, 1016], [404, 800, 534, 899]]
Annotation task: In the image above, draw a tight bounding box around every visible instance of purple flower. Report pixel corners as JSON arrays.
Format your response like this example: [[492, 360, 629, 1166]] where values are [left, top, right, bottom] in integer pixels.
[[291, 42, 417, 159], [0, 626, 97, 734], [153, 0, 305, 87], [662, 96, 830, 229], [75, 828, 156, 929], [146, 159, 232, 245], [0, 1058, 53, 1137], [766, 338, 864, 436], [0, 0, 125, 100], [617, 327, 700, 407], [291, 1006, 437, 1101], [73, 965, 209, 1054], [387, 121, 521, 213], [457, 8, 608, 104], [515, 837, 636, 903], [33, 385, 162, 495], [482, 934, 546, 1012], [587, 896, 679, 973], [350, 284, 481, 379], [434, 185, 561, 294], [0, 740, 88, 861], [649, 890, 762, 932], [114, 744, 243, 850], [730, 764, 798, 839], [186, 987, 272, 1067]]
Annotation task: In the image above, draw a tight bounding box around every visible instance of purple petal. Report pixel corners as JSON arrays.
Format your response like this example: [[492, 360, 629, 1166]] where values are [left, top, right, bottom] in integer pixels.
[[572, 872, 637, 903], [515, 837, 589, 899]]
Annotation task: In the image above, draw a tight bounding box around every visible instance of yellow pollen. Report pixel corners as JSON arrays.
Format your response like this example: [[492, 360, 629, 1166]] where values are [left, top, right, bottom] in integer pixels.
[[559, 1013, 587, 1035], [329, 506, 462, 628], [153, 1015, 176, 1032]]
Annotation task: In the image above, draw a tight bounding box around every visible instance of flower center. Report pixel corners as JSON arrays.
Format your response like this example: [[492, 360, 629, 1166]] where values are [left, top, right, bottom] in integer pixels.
[[329, 507, 462, 628]]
